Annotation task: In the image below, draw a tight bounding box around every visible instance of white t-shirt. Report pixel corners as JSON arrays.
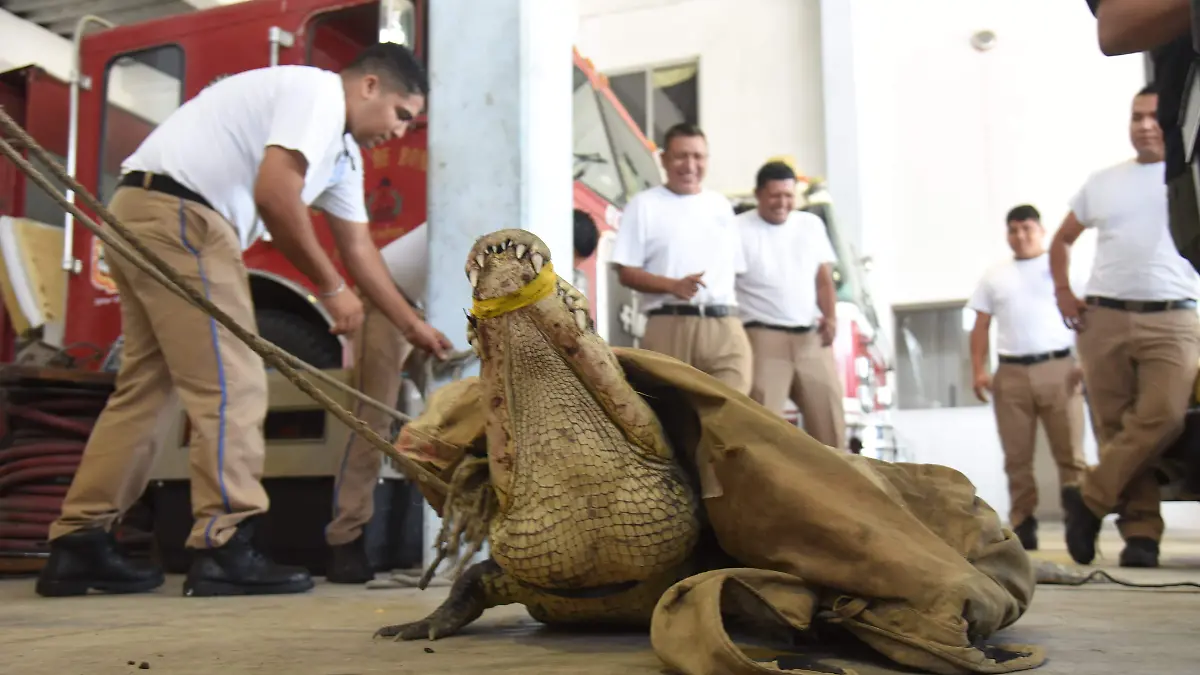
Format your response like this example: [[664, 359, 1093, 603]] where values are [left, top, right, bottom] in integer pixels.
[[610, 185, 745, 312], [122, 65, 368, 251], [967, 253, 1077, 356], [1070, 159, 1200, 301], [379, 222, 428, 306], [734, 209, 837, 327]]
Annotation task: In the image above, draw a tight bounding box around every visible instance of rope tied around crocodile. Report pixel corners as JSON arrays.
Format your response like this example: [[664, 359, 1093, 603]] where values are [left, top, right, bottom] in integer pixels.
[[0, 105, 451, 497]]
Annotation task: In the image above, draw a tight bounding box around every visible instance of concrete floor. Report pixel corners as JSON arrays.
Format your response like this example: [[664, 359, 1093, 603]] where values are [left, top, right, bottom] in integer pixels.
[[2, 523, 1198, 675]]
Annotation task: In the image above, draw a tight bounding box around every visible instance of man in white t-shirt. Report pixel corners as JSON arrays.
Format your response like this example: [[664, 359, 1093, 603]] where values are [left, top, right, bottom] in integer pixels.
[[1050, 84, 1200, 569], [968, 204, 1088, 551], [38, 44, 452, 599], [734, 161, 845, 448], [611, 123, 752, 394]]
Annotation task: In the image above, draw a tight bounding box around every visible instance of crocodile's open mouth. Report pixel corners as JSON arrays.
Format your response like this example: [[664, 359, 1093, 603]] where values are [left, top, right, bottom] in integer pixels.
[[462, 229, 593, 358]]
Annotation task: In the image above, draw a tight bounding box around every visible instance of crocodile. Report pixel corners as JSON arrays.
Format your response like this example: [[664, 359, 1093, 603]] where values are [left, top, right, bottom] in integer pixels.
[[374, 229, 1048, 675], [376, 228, 711, 640]]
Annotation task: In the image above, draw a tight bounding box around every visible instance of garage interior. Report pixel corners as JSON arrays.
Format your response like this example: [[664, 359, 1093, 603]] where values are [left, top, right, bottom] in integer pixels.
[[2, 0, 1200, 674]]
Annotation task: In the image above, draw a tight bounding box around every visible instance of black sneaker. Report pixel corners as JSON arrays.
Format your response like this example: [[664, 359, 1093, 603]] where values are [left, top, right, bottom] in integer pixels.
[[35, 528, 164, 597], [1061, 485, 1102, 565], [1119, 537, 1159, 568], [326, 536, 375, 584], [182, 519, 314, 597], [1013, 517, 1038, 551]]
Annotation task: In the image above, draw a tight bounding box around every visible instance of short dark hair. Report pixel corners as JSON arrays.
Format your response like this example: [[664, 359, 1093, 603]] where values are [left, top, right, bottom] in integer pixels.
[[662, 123, 706, 153], [573, 210, 599, 259], [1006, 204, 1040, 224], [344, 43, 428, 96], [755, 161, 796, 191], [1138, 81, 1158, 97]]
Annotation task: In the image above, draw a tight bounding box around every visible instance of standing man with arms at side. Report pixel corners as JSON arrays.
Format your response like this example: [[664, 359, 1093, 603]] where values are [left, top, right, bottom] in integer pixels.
[[1084, 0, 1200, 272], [968, 204, 1088, 551], [37, 43, 451, 598], [611, 123, 752, 394], [1050, 84, 1200, 568], [734, 161, 846, 448]]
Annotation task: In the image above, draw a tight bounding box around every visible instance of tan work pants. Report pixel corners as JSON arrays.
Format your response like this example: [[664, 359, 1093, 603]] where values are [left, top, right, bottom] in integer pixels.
[[745, 326, 846, 449], [991, 357, 1087, 528], [1076, 305, 1200, 541], [326, 298, 416, 546], [48, 187, 269, 550], [640, 313, 752, 396]]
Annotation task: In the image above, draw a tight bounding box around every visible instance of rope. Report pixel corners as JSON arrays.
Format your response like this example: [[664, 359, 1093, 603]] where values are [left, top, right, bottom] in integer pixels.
[[0, 106, 451, 496]]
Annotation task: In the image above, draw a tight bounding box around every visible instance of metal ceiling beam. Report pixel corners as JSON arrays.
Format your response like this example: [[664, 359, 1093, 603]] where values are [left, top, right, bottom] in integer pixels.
[[25, 0, 163, 25], [44, 2, 191, 34], [3, 0, 80, 14]]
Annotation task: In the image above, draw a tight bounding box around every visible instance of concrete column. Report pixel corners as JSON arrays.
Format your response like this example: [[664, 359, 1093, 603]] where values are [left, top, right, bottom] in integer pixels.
[[421, 0, 577, 571]]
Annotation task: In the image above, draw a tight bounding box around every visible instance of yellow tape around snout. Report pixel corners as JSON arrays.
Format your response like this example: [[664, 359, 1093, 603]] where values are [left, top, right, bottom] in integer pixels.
[[470, 261, 557, 320]]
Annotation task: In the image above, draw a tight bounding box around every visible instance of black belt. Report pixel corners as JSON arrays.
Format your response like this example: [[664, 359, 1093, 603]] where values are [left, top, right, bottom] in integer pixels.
[[1085, 296, 1198, 312], [120, 171, 214, 211], [743, 321, 813, 334], [647, 304, 733, 318], [998, 348, 1072, 366]]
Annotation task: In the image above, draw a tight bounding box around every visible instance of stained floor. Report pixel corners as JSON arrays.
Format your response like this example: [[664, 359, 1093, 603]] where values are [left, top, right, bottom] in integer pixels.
[[1, 523, 1198, 675]]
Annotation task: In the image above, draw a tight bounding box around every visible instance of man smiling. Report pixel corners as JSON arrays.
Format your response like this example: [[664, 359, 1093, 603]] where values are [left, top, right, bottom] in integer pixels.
[[37, 43, 450, 599]]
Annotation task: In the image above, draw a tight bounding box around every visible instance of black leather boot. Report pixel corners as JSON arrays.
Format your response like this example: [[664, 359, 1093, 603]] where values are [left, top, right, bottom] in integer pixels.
[[1119, 537, 1160, 568], [1013, 517, 1038, 551], [182, 519, 314, 597], [35, 528, 165, 597], [1061, 485, 1102, 565], [326, 536, 375, 584]]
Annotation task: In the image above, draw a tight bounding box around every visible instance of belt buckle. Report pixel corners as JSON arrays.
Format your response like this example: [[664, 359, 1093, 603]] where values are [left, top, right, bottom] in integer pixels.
[[697, 304, 708, 318], [141, 171, 154, 189]]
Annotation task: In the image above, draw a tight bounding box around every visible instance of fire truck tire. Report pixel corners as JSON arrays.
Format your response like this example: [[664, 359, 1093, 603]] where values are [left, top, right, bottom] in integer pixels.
[[255, 308, 341, 370]]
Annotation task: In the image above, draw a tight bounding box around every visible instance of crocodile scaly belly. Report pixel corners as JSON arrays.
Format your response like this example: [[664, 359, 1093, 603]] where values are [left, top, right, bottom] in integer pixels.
[[489, 326, 700, 589]]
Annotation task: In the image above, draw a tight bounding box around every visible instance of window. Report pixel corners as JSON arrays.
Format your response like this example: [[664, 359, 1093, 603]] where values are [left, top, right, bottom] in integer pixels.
[[22, 151, 69, 228], [608, 60, 699, 147], [597, 94, 663, 198], [98, 46, 185, 203], [894, 304, 983, 410], [573, 66, 624, 206]]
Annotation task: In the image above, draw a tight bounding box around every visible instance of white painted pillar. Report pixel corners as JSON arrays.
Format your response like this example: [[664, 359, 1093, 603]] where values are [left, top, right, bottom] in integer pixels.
[[421, 0, 577, 571]]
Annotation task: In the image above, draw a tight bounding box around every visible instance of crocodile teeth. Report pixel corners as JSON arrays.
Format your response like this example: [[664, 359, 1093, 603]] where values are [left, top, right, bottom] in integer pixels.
[[515, 244, 527, 258], [475, 254, 485, 268], [574, 309, 588, 331], [531, 253, 544, 273], [468, 269, 479, 288]]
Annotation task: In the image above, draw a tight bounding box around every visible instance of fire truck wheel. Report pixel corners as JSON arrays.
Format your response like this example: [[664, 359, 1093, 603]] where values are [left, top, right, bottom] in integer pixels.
[[255, 308, 341, 370]]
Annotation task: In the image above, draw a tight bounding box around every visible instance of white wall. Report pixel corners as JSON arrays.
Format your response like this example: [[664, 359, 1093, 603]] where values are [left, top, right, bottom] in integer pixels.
[[840, 0, 1139, 311], [0, 8, 183, 127], [576, 0, 825, 196]]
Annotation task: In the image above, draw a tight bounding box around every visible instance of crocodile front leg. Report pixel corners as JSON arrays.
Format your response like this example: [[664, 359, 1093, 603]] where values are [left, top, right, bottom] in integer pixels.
[[374, 558, 518, 641]]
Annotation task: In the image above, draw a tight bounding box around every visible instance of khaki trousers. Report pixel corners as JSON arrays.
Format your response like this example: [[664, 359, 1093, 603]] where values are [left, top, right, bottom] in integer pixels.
[[991, 357, 1087, 528], [640, 313, 752, 396], [48, 187, 269, 550], [745, 326, 846, 449], [326, 298, 416, 546], [1076, 305, 1200, 541]]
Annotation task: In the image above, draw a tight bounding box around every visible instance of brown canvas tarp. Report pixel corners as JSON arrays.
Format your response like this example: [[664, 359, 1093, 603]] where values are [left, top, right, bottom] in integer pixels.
[[395, 347, 1046, 675]]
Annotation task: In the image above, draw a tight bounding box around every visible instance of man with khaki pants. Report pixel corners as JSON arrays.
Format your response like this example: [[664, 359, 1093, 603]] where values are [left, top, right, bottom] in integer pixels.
[[1050, 84, 1200, 568], [734, 161, 845, 448], [36, 44, 451, 598], [611, 123, 751, 394], [968, 204, 1088, 551]]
